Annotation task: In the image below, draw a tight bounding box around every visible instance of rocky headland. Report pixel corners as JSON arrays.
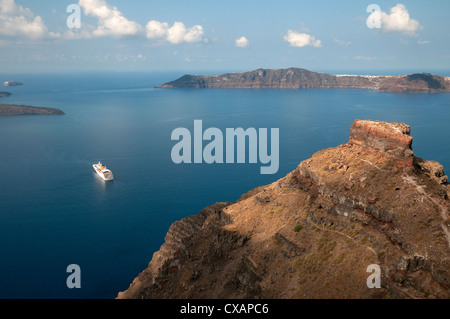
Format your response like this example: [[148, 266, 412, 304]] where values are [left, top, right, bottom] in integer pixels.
[[0, 104, 65, 116], [118, 119, 450, 299], [156, 68, 450, 93]]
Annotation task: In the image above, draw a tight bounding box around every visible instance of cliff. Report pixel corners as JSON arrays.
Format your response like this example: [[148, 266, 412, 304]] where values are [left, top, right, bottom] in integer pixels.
[[0, 104, 65, 116], [118, 120, 450, 299], [156, 68, 450, 93]]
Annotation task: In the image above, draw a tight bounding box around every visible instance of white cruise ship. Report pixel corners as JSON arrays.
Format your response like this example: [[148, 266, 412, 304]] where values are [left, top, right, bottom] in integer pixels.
[[92, 161, 114, 181]]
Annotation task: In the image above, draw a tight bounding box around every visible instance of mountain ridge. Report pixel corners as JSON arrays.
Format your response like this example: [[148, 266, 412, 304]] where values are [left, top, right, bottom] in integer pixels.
[[156, 67, 450, 93]]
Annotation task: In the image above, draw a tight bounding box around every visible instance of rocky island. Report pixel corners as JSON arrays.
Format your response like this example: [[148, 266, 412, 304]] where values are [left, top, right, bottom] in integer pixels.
[[0, 92, 12, 98], [0, 104, 65, 116], [118, 120, 450, 299], [156, 68, 450, 93]]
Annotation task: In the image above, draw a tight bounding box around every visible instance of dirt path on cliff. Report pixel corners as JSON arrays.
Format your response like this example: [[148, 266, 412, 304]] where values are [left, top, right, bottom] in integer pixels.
[[358, 153, 450, 249], [359, 159, 390, 173], [307, 216, 377, 257], [402, 175, 450, 249]]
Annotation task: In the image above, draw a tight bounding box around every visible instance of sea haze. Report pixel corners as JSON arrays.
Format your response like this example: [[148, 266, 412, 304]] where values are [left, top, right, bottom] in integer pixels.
[[0, 72, 449, 298]]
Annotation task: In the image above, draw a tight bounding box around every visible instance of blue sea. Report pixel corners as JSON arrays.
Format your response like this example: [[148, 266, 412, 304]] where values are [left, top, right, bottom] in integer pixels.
[[0, 72, 449, 298]]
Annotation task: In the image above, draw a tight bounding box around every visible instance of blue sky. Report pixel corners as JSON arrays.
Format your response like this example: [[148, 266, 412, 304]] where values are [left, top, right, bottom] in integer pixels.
[[1, 0, 449, 74]]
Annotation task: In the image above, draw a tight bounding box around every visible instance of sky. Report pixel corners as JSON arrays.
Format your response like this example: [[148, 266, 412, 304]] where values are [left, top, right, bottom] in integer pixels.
[[0, 0, 449, 74]]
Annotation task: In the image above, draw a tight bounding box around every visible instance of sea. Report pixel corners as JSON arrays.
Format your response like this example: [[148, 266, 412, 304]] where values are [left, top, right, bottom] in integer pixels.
[[0, 72, 449, 298]]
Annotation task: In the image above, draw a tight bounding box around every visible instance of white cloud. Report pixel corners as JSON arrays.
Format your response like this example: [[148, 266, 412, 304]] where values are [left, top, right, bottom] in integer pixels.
[[0, 0, 60, 40], [235, 36, 249, 48], [284, 30, 321, 48], [146, 20, 204, 44], [146, 20, 169, 39], [113, 53, 147, 63], [354, 56, 377, 62], [0, 0, 206, 45], [78, 0, 143, 37], [334, 38, 351, 47], [418, 39, 431, 45], [369, 4, 422, 36], [0, 0, 16, 13]]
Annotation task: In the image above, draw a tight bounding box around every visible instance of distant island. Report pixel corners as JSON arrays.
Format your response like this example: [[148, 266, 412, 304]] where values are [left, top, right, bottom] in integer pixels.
[[156, 67, 450, 93], [0, 81, 64, 116], [3, 81, 23, 87], [0, 104, 65, 116]]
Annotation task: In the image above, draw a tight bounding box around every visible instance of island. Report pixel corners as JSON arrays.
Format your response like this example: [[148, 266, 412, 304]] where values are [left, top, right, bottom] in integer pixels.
[[0, 92, 12, 98], [3, 81, 23, 87], [156, 67, 450, 93], [0, 104, 65, 116]]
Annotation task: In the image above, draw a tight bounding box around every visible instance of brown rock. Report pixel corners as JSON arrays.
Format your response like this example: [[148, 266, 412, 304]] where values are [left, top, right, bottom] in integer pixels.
[[417, 159, 448, 185], [367, 194, 379, 204], [349, 120, 413, 158], [328, 163, 339, 171], [344, 181, 354, 190]]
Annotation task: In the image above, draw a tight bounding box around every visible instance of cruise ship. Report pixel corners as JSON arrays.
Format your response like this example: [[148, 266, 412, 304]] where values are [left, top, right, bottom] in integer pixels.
[[92, 161, 114, 181]]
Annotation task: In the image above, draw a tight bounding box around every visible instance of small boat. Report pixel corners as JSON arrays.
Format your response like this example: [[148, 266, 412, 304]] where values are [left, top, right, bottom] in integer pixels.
[[92, 161, 114, 181]]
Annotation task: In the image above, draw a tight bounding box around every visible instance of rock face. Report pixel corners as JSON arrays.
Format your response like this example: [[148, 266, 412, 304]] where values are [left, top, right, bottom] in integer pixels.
[[349, 120, 414, 167], [156, 68, 450, 93], [118, 120, 450, 299], [0, 104, 65, 116], [416, 160, 448, 185]]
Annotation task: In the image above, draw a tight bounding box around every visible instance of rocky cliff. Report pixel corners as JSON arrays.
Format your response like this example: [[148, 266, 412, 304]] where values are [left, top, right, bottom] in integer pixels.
[[156, 68, 450, 93], [118, 120, 450, 299]]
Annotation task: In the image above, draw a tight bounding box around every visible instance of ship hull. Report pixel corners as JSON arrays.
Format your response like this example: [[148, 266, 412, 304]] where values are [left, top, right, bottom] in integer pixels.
[[92, 164, 114, 181]]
